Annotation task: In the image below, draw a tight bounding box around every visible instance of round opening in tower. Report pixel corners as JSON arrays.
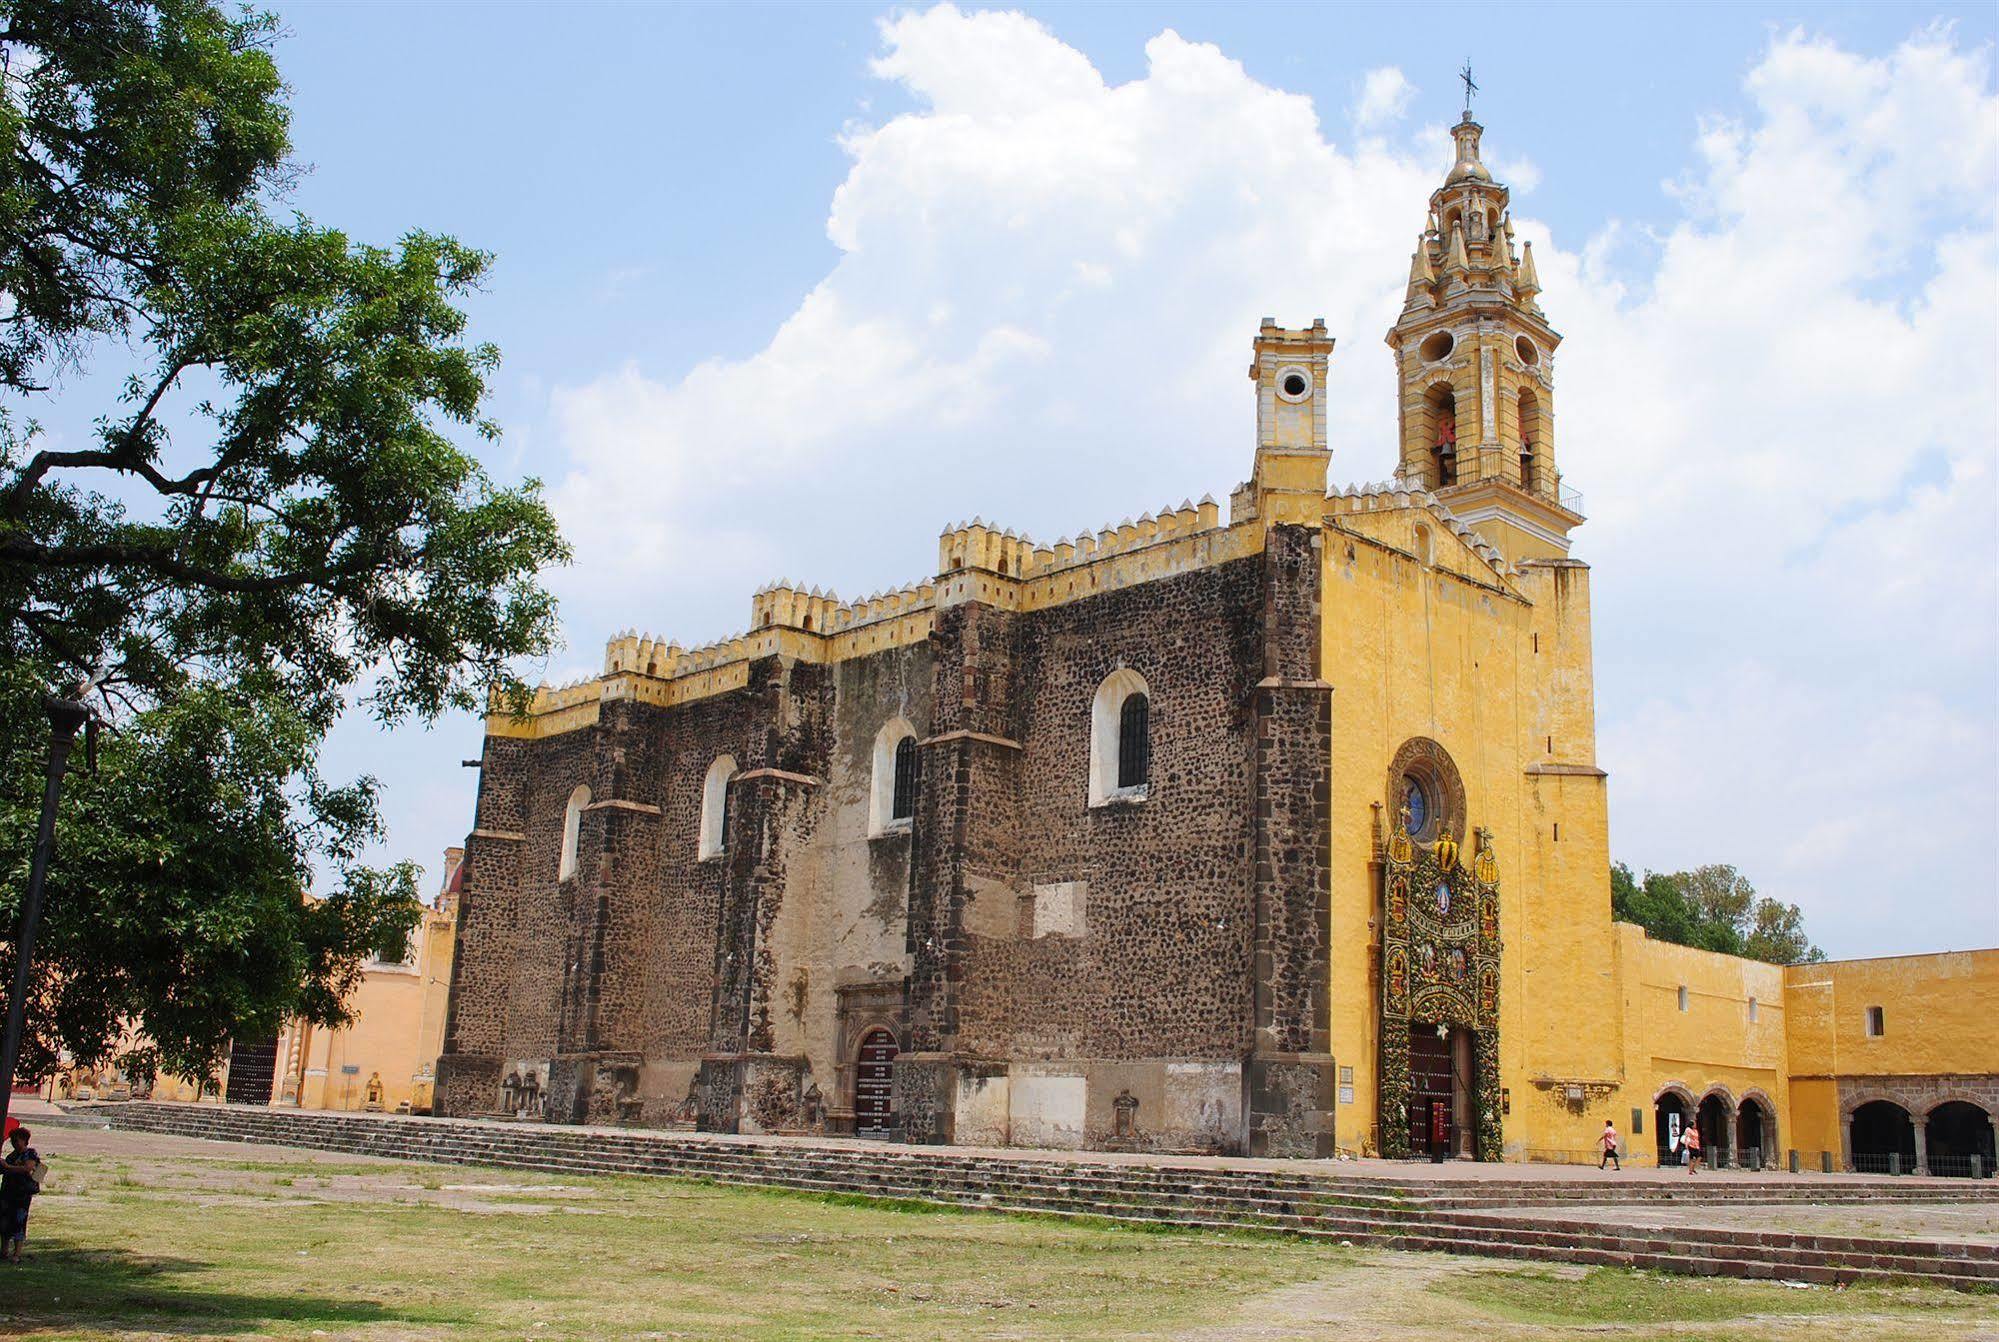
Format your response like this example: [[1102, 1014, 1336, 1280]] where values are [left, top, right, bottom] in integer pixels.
[[1274, 366, 1312, 402], [1514, 335, 1539, 366], [1419, 330, 1455, 363], [1282, 372, 1308, 397]]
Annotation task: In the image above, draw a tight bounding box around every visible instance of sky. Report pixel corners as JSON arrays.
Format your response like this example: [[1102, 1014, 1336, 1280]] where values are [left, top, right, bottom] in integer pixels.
[[78, 3, 1999, 956]]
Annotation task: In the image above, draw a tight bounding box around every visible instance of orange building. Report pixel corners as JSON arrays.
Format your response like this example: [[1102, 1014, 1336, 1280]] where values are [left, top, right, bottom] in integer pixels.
[[271, 848, 461, 1114]]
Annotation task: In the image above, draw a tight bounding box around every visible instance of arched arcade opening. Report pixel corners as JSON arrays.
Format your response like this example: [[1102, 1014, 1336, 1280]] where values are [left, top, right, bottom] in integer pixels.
[[1927, 1101, 1996, 1178], [1696, 1092, 1732, 1168], [1850, 1099, 1917, 1174], [1655, 1090, 1690, 1166], [1737, 1096, 1774, 1170]]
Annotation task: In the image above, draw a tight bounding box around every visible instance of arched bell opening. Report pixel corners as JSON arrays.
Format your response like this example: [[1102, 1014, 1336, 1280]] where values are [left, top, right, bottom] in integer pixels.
[[1516, 388, 1543, 495], [1425, 384, 1460, 488]]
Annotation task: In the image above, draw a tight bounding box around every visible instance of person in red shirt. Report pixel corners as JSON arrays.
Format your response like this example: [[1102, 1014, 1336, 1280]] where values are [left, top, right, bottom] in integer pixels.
[[1684, 1123, 1703, 1174], [1599, 1120, 1622, 1171]]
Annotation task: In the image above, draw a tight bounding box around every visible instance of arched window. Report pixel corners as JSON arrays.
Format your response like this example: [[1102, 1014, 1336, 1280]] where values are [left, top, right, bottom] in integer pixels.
[[1117, 693, 1149, 788], [892, 738, 919, 819], [560, 785, 591, 881], [1089, 668, 1151, 806], [698, 755, 737, 861], [868, 718, 917, 836]]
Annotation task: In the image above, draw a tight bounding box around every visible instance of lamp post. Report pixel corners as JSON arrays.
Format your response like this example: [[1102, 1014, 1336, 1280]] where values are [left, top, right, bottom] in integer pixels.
[[0, 693, 91, 1134]]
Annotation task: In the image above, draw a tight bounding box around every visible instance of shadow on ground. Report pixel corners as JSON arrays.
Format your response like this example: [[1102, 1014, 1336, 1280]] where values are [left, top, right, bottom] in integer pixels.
[[0, 1235, 466, 1337]]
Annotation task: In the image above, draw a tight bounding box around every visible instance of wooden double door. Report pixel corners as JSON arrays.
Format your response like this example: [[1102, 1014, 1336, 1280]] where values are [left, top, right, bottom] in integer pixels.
[[1405, 1024, 1480, 1159]]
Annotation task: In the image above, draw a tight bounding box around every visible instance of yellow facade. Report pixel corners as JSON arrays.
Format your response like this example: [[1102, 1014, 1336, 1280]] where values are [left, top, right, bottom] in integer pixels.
[[273, 849, 460, 1115], [1340, 112, 1999, 1168], [1781, 951, 1999, 1166]]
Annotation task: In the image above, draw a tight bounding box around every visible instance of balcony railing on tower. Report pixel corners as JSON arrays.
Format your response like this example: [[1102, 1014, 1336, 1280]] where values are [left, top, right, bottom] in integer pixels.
[[1443, 446, 1585, 518]]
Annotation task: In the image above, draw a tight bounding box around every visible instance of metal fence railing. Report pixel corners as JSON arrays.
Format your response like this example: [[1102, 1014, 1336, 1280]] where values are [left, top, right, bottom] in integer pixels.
[[1450, 449, 1586, 517], [1926, 1153, 1993, 1179], [1852, 1151, 1911, 1175]]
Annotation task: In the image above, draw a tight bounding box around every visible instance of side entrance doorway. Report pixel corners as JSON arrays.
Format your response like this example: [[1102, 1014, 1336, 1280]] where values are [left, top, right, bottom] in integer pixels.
[[854, 1028, 898, 1138]]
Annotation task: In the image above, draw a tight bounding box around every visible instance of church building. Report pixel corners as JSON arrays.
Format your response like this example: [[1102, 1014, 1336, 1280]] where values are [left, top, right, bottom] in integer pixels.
[[435, 113, 1997, 1169]]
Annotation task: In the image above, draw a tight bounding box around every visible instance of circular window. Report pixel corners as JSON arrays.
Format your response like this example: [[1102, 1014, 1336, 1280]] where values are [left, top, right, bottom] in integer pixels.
[[1418, 330, 1455, 363], [1514, 335, 1539, 366], [1403, 776, 1430, 836], [1390, 737, 1466, 848], [1275, 366, 1312, 402]]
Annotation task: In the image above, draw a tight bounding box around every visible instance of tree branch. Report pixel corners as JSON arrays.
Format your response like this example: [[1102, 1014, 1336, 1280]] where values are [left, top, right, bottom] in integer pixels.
[[0, 533, 381, 594]]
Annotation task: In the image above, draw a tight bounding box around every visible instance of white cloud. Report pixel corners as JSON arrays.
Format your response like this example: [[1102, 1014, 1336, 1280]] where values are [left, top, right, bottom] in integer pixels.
[[1352, 66, 1415, 129], [1488, 153, 1541, 193], [542, 12, 1996, 955]]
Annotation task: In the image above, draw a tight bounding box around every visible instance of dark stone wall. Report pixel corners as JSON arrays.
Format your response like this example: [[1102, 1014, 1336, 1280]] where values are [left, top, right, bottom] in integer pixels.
[[439, 526, 1337, 1152], [1246, 524, 1336, 1155], [945, 556, 1265, 1064]]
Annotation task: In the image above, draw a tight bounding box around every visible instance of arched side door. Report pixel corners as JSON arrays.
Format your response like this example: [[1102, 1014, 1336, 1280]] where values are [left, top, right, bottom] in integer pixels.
[[854, 1028, 899, 1138]]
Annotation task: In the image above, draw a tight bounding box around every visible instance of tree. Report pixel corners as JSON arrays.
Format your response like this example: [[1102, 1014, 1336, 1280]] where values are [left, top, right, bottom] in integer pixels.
[[1678, 865, 1755, 943], [0, 669, 423, 1083], [1609, 861, 1823, 965], [0, 1, 568, 1083], [1743, 896, 1825, 967]]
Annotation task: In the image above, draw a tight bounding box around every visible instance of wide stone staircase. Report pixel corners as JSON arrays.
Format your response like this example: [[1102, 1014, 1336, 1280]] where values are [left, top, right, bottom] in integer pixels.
[[73, 1103, 1999, 1291]]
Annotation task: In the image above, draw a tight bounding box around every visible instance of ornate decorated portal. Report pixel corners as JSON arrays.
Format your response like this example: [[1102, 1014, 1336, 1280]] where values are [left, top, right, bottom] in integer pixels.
[[1379, 810, 1503, 1160]]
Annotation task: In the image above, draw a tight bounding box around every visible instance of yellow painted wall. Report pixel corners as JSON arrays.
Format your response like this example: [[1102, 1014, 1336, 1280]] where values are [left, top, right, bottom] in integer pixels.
[[275, 860, 459, 1115], [1614, 923, 1788, 1165], [1321, 505, 1622, 1162], [1783, 950, 1999, 1158]]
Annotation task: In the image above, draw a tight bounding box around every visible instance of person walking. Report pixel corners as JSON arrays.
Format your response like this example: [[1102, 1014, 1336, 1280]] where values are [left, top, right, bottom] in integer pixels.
[[0, 1126, 41, 1263], [1683, 1122, 1702, 1175], [1598, 1119, 1622, 1171]]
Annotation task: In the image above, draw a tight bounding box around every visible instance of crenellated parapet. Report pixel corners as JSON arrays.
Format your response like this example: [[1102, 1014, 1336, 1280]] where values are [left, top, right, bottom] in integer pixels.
[[603, 631, 683, 677], [1326, 482, 1514, 581], [749, 580, 938, 636], [939, 497, 1223, 581]]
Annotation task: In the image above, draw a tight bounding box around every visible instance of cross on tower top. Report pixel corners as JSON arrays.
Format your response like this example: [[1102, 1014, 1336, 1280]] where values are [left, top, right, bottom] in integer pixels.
[[1459, 61, 1479, 116]]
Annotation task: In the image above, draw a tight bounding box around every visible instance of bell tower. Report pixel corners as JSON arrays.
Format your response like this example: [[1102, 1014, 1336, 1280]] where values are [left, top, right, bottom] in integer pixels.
[[1385, 107, 1581, 560]]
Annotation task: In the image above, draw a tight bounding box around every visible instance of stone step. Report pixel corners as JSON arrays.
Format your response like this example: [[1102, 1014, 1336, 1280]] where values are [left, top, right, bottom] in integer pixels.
[[104, 1107, 1999, 1206], [76, 1104, 1998, 1290]]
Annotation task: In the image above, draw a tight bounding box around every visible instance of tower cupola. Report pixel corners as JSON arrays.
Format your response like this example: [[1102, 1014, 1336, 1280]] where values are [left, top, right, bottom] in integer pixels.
[[1447, 116, 1492, 184]]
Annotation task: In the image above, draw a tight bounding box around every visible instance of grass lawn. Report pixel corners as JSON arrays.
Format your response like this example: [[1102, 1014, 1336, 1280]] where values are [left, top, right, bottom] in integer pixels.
[[0, 1128, 1991, 1340]]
